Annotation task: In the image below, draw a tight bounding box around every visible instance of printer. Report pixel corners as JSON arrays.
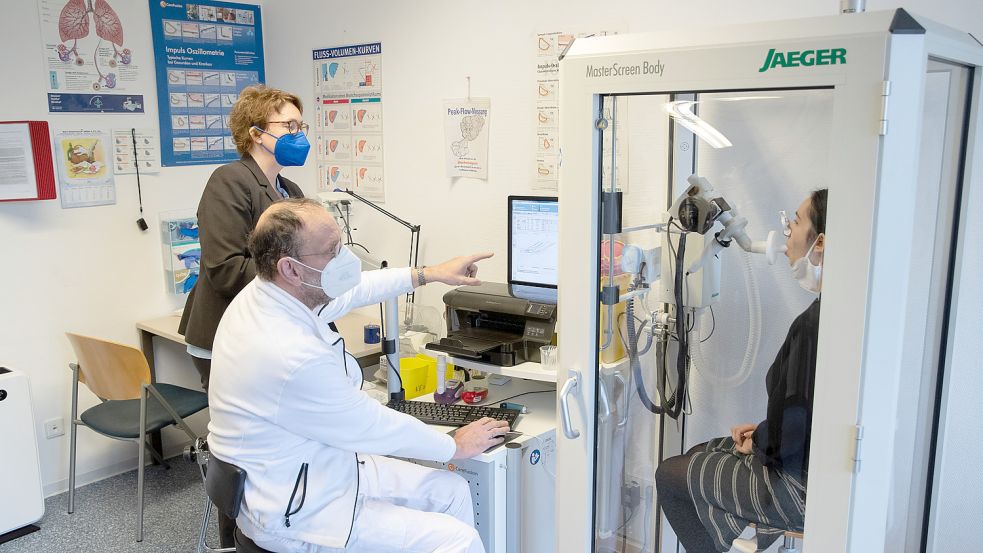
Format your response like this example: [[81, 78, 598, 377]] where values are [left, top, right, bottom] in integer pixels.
[[427, 283, 557, 366]]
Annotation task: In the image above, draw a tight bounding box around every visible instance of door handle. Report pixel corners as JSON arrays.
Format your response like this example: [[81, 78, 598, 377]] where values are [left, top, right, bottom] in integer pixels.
[[559, 369, 582, 439], [597, 377, 612, 422], [612, 373, 628, 428]]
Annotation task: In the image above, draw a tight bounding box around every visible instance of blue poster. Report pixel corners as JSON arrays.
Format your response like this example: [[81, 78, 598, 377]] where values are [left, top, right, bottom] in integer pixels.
[[148, 1, 265, 167]]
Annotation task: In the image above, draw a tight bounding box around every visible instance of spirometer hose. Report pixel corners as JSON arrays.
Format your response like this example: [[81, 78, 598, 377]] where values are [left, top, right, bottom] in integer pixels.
[[626, 287, 663, 415], [690, 249, 761, 387]]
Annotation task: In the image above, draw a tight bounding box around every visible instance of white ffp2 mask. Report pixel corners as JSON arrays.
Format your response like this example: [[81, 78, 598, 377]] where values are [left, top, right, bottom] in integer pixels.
[[790, 237, 822, 294], [291, 245, 362, 298]]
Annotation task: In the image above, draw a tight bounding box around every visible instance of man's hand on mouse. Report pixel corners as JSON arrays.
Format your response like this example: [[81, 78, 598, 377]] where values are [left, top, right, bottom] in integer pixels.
[[452, 417, 510, 459]]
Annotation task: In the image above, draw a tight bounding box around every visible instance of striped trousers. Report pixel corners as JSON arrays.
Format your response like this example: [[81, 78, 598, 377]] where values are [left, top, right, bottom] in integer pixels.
[[683, 437, 807, 552]]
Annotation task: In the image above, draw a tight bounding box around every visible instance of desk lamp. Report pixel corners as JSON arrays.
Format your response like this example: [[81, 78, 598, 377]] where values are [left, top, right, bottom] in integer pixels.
[[336, 189, 421, 401]]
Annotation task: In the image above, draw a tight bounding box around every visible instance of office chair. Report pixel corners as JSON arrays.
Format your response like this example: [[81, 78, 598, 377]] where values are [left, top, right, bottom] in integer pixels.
[[185, 438, 273, 553], [65, 332, 209, 542]]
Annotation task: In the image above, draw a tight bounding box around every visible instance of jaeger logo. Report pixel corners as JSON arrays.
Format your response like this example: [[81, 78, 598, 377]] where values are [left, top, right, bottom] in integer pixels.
[[758, 48, 847, 72]]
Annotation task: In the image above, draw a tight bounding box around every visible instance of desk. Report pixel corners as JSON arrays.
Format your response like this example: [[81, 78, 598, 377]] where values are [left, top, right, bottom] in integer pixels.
[[136, 310, 384, 458], [423, 347, 557, 383], [137, 311, 383, 378], [402, 378, 558, 553]]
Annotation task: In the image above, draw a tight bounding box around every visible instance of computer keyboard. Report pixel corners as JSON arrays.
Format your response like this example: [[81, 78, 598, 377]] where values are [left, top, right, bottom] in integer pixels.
[[386, 399, 521, 428]]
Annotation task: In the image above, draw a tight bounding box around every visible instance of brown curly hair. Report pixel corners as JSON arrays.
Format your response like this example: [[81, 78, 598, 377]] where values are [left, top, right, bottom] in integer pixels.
[[228, 85, 304, 156]]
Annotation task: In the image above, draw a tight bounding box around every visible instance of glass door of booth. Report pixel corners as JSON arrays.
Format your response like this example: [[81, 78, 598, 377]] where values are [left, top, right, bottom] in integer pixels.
[[589, 88, 834, 553]]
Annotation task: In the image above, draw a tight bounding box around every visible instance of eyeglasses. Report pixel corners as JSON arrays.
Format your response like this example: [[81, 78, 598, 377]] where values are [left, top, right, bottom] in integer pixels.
[[268, 120, 309, 136], [296, 242, 343, 259], [779, 210, 791, 237]]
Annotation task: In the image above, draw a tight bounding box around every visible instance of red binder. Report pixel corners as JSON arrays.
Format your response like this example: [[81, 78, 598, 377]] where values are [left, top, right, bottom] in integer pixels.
[[0, 121, 56, 202]]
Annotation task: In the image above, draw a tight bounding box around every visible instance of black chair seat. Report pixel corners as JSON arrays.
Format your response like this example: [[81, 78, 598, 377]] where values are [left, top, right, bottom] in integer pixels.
[[235, 527, 274, 553], [80, 383, 208, 439]]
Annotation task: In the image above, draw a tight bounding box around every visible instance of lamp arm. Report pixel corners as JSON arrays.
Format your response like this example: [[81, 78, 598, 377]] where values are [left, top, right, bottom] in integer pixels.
[[337, 189, 422, 306], [341, 189, 418, 232]]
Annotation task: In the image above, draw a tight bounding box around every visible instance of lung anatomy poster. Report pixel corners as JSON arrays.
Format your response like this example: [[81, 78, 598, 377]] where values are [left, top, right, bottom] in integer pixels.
[[312, 42, 385, 202], [149, 1, 265, 167], [39, 0, 145, 113]]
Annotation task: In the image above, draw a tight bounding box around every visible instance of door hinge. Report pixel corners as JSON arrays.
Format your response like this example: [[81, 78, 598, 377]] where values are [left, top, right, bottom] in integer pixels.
[[852, 424, 864, 473], [879, 80, 891, 136]]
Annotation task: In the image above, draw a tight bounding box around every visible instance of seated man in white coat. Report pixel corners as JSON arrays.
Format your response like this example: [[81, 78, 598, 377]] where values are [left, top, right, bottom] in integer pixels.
[[207, 198, 508, 553]]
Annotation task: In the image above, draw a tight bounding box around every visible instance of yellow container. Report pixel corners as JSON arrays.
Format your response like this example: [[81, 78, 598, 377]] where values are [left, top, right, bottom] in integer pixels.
[[400, 354, 455, 399]]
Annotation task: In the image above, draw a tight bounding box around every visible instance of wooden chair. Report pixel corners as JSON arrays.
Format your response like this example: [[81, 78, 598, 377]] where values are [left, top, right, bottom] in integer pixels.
[[65, 332, 209, 542]]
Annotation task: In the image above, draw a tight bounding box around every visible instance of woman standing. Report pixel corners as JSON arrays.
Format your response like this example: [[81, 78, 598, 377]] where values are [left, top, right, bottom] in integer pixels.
[[179, 85, 310, 389]]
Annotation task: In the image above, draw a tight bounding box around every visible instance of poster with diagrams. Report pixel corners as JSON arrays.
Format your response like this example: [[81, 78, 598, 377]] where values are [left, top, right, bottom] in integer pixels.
[[54, 130, 115, 208], [312, 42, 385, 202], [38, 0, 145, 113], [444, 99, 490, 179], [111, 128, 161, 174], [149, 1, 265, 166], [535, 31, 627, 192]]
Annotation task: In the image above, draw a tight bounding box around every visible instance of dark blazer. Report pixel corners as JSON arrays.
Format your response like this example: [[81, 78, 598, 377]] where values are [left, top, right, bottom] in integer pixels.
[[179, 154, 304, 350]]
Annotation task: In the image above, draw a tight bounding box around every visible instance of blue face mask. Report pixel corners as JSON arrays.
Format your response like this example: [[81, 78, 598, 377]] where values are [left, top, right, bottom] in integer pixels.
[[253, 126, 311, 167]]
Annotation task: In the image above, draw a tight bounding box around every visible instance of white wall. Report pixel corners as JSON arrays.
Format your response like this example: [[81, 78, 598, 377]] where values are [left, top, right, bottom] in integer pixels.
[[3, 0, 982, 525], [264, 2, 983, 314], [0, 0, 259, 497], [926, 69, 983, 552]]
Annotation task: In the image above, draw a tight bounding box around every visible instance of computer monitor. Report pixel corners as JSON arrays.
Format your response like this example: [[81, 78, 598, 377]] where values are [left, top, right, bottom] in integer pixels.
[[508, 196, 559, 304]]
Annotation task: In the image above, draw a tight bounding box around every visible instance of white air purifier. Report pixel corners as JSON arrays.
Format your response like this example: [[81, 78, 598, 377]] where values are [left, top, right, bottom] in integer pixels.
[[0, 367, 44, 538]]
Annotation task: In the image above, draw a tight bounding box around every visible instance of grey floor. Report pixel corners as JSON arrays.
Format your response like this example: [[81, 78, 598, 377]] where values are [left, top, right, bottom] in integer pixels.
[[1, 456, 218, 553]]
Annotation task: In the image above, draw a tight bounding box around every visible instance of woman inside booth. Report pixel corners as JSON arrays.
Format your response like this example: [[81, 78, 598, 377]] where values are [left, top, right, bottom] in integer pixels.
[[655, 189, 828, 553]]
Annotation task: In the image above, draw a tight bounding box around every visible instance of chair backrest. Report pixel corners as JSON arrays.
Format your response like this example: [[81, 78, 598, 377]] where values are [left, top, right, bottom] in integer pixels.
[[65, 333, 151, 401], [205, 454, 247, 520]]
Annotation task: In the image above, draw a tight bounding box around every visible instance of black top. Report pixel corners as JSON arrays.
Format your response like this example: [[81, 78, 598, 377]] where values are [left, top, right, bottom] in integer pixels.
[[752, 299, 820, 481], [178, 154, 303, 350]]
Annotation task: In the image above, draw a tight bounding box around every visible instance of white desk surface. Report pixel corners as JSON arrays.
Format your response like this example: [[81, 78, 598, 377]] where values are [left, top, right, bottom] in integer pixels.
[[407, 377, 558, 461], [137, 310, 384, 359], [424, 348, 557, 383]]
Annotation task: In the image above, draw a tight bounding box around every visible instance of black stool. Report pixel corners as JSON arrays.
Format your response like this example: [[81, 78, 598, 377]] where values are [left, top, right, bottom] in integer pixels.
[[187, 439, 274, 553], [234, 527, 272, 553]]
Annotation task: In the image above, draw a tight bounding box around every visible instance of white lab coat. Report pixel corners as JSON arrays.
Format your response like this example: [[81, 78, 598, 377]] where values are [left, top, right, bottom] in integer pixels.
[[207, 270, 457, 549]]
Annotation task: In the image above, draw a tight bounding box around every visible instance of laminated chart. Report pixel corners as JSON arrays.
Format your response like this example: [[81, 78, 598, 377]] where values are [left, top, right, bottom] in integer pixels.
[[149, 1, 265, 166], [39, 0, 145, 113], [313, 43, 385, 201], [444, 98, 490, 179], [535, 30, 625, 191], [55, 129, 115, 208]]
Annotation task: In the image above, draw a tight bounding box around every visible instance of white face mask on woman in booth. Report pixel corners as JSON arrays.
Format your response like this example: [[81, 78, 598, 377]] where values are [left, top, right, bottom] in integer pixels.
[[789, 236, 822, 294]]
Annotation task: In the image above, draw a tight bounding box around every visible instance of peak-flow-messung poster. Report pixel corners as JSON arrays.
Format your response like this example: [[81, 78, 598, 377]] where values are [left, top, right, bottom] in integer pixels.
[[38, 0, 146, 113], [444, 98, 490, 180], [149, 1, 265, 167]]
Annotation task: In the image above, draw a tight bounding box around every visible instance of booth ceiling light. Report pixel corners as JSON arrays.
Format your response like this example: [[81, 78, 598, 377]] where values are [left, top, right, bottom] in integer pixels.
[[662, 97, 779, 149], [663, 100, 733, 148]]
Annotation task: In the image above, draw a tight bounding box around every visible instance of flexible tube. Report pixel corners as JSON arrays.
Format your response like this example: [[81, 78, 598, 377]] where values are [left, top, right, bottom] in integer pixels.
[[690, 249, 760, 387], [626, 284, 662, 414]]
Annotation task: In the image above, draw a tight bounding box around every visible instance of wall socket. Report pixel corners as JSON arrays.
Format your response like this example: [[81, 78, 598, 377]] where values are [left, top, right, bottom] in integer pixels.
[[44, 417, 65, 439]]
